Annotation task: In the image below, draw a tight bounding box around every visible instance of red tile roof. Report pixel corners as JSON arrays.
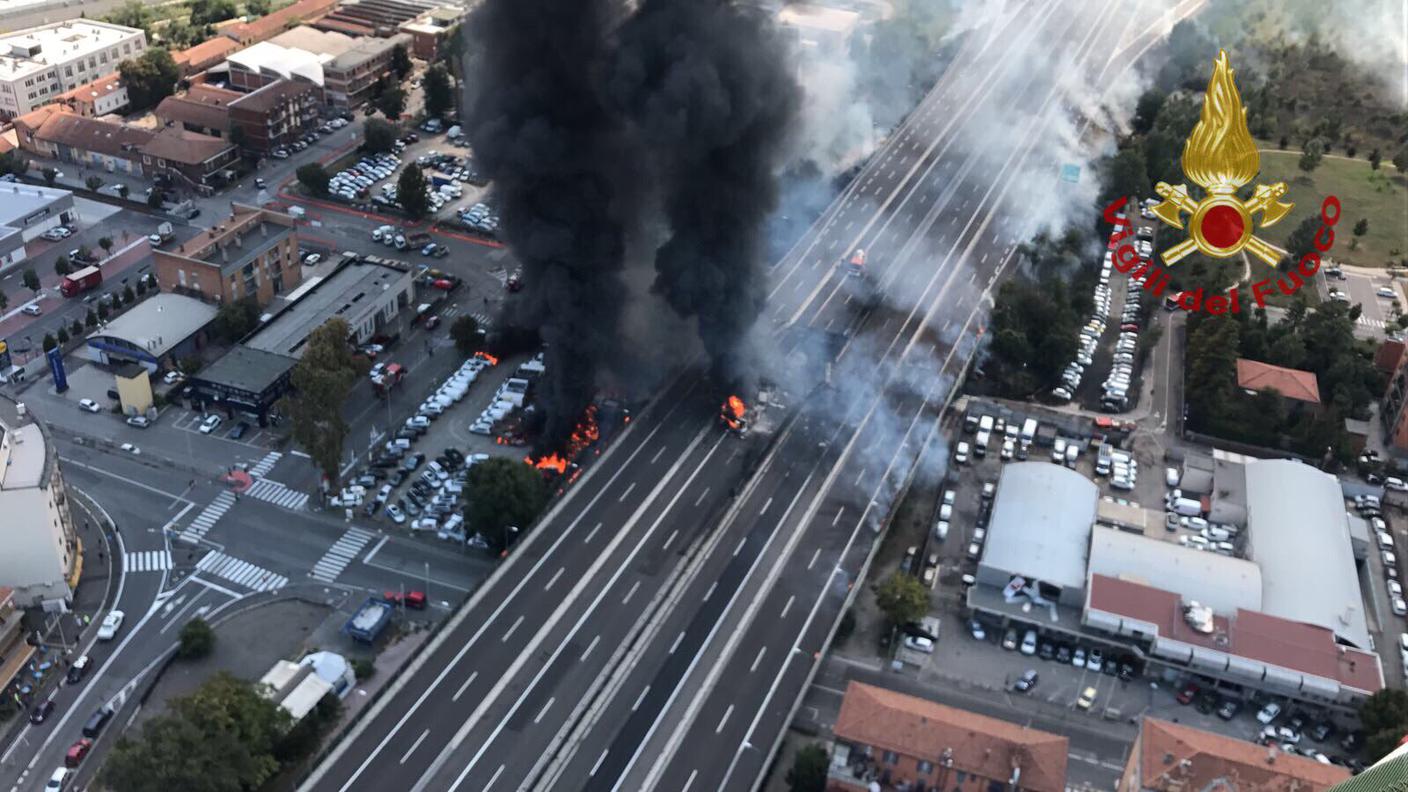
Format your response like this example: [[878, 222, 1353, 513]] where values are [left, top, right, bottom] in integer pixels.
[[834, 682, 1068, 792], [1087, 575, 1382, 694], [1133, 718, 1349, 791], [142, 127, 235, 165], [32, 111, 152, 159], [54, 76, 125, 105], [225, 0, 340, 44], [1235, 358, 1322, 404], [173, 38, 241, 74]]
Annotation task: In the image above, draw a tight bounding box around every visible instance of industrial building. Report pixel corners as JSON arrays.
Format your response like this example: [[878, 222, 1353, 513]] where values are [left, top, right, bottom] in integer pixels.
[[0, 393, 78, 607], [243, 254, 414, 358], [187, 344, 297, 424], [967, 457, 1384, 707], [83, 293, 217, 373], [0, 182, 75, 271]]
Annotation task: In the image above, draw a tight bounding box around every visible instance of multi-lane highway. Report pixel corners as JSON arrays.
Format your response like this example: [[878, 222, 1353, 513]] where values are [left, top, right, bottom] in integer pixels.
[[299, 2, 1205, 790]]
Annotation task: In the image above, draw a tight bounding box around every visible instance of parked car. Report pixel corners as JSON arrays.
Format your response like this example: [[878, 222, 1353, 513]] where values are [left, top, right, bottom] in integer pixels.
[[1257, 701, 1282, 725], [1014, 669, 1039, 693], [77, 398, 100, 413], [1176, 681, 1200, 705], [199, 414, 222, 434], [1076, 686, 1097, 710], [30, 700, 55, 724]]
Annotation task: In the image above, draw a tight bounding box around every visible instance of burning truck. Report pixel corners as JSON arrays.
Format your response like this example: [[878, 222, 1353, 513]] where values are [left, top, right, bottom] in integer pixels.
[[719, 385, 784, 437]]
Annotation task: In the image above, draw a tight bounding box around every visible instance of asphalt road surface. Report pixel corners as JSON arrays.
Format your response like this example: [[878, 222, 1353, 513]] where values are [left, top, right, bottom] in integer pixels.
[[299, 2, 1205, 790]]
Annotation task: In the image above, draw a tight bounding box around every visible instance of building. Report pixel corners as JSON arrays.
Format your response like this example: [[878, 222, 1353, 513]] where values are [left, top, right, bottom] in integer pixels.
[[0, 182, 76, 270], [265, 26, 410, 108], [83, 293, 218, 372], [222, 40, 329, 93], [1235, 358, 1322, 407], [258, 650, 354, 721], [1380, 356, 1408, 453], [228, 78, 321, 153], [976, 462, 1098, 607], [776, 4, 860, 57], [154, 203, 302, 307], [244, 254, 414, 358], [140, 127, 239, 190], [173, 37, 240, 77], [188, 344, 296, 423], [828, 681, 1068, 792], [398, 7, 464, 60], [0, 395, 78, 607], [1118, 718, 1348, 792], [52, 75, 127, 117], [113, 361, 153, 416], [1088, 527, 1263, 616], [1242, 459, 1370, 649], [316, 0, 437, 37], [0, 587, 33, 708], [222, 0, 341, 47], [155, 84, 240, 138], [13, 105, 149, 174], [0, 20, 146, 119]]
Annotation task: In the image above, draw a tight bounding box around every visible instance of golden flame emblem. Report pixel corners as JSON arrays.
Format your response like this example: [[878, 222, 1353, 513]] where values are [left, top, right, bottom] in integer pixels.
[[1150, 50, 1294, 267]]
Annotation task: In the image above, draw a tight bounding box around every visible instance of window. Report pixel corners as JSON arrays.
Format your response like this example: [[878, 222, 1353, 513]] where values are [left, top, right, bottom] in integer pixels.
[[918, 760, 934, 774], [882, 751, 899, 765], [65, 66, 72, 77]]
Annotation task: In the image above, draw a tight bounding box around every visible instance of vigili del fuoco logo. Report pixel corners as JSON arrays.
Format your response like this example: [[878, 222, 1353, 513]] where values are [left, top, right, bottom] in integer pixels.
[[1104, 50, 1341, 314]]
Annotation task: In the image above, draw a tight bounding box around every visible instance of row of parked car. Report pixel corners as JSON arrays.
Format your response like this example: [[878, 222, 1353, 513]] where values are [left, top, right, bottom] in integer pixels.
[[460, 202, 500, 237], [330, 152, 402, 203]]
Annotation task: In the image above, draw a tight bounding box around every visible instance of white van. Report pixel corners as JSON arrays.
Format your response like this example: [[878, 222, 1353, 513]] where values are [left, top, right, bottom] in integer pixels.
[[44, 768, 69, 792], [974, 429, 990, 457], [1169, 497, 1202, 517], [978, 415, 994, 433], [1020, 418, 1038, 443], [1051, 437, 1067, 463]]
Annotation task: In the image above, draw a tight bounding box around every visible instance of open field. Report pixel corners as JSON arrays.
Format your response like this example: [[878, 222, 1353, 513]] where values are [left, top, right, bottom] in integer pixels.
[[1255, 147, 1408, 270]]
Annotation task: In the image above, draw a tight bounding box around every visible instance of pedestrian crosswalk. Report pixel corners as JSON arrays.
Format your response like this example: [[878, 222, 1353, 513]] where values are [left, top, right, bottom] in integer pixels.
[[249, 451, 283, 478], [310, 526, 377, 583], [1360, 317, 1388, 329], [196, 551, 289, 593], [245, 478, 309, 511], [178, 491, 236, 544], [123, 550, 172, 573]]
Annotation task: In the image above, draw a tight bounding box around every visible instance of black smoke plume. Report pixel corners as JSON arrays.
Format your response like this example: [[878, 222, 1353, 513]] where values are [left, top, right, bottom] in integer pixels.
[[607, 0, 800, 388], [463, 0, 636, 445]]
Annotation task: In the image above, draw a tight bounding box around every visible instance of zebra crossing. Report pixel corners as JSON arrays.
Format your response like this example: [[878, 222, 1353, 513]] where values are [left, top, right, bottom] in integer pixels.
[[245, 478, 310, 511], [196, 551, 289, 593], [310, 527, 377, 583], [178, 491, 236, 543], [123, 550, 172, 573], [1360, 316, 1388, 329], [248, 451, 283, 478]]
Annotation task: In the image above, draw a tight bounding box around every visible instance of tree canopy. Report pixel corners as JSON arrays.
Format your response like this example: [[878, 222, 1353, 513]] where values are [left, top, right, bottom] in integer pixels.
[[397, 163, 430, 219], [423, 64, 454, 119], [374, 84, 407, 120], [296, 163, 331, 196], [786, 744, 828, 792], [450, 315, 480, 355], [362, 118, 396, 154], [189, 0, 237, 26], [119, 48, 180, 112], [211, 297, 260, 343], [281, 318, 364, 485], [391, 43, 412, 79], [1362, 689, 1408, 761], [463, 457, 549, 551], [874, 573, 927, 627]]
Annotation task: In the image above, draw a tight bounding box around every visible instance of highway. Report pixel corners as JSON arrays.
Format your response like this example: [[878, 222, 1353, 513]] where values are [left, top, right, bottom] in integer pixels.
[[298, 2, 1204, 790]]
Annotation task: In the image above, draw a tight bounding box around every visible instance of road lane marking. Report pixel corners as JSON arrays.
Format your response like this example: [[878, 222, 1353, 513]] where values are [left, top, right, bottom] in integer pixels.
[[618, 482, 637, 502], [807, 548, 821, 570], [400, 729, 430, 765], [584, 522, 602, 544], [545, 567, 564, 591], [363, 535, 389, 564], [733, 536, 747, 557], [715, 705, 733, 734], [590, 749, 610, 776], [750, 646, 767, 673], [581, 635, 601, 661], [781, 595, 795, 619], [622, 580, 640, 605], [694, 487, 710, 507], [662, 529, 679, 549], [632, 686, 651, 712], [453, 672, 478, 702], [533, 697, 555, 725], [669, 631, 685, 654], [760, 497, 773, 514], [703, 581, 717, 602], [502, 615, 524, 642]]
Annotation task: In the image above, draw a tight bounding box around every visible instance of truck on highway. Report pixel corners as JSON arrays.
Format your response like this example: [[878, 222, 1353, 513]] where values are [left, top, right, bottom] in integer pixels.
[[846, 248, 866, 277], [60, 266, 102, 297]]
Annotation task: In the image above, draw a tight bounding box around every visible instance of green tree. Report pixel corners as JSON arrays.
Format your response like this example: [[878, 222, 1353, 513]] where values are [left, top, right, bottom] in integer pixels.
[[1362, 688, 1408, 760], [423, 63, 453, 119], [122, 284, 136, 304], [397, 163, 430, 219], [296, 163, 331, 196], [874, 572, 927, 626], [212, 297, 260, 342], [449, 314, 480, 355], [69, 319, 82, 336], [147, 187, 165, 209], [116, 184, 130, 199], [98, 236, 114, 256], [244, 0, 270, 14], [104, 1, 151, 33], [351, 658, 375, 680], [1369, 148, 1382, 170], [1100, 146, 1150, 207], [85, 308, 98, 327], [375, 84, 407, 120], [281, 318, 364, 486], [119, 48, 181, 112], [41, 333, 55, 352], [1354, 218, 1369, 238], [1285, 214, 1321, 261], [391, 43, 413, 79], [101, 672, 290, 792], [1393, 145, 1408, 174], [0, 150, 28, 177], [362, 118, 396, 154], [464, 457, 549, 551], [84, 175, 103, 192], [56, 326, 69, 345], [786, 744, 828, 792], [178, 617, 215, 659], [54, 255, 71, 277], [1298, 138, 1325, 173], [1131, 89, 1165, 135], [189, 0, 237, 25], [21, 268, 38, 294], [41, 167, 56, 186]]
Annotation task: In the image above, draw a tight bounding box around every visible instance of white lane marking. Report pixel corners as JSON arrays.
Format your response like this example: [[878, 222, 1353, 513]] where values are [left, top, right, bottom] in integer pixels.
[[807, 547, 821, 570], [715, 705, 733, 734], [584, 522, 602, 544], [590, 749, 610, 777], [452, 672, 478, 702], [750, 646, 767, 673], [662, 529, 679, 549], [760, 497, 773, 514], [400, 729, 430, 765], [622, 580, 640, 605], [669, 631, 685, 654], [545, 567, 564, 591], [632, 685, 651, 712], [703, 581, 717, 602], [581, 635, 600, 661], [733, 535, 747, 557], [781, 595, 795, 619], [693, 487, 711, 507], [502, 615, 524, 642], [533, 697, 555, 725], [618, 482, 637, 502]]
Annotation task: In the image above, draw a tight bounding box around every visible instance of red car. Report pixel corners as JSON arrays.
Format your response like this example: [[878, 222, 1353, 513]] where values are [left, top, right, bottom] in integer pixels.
[[65, 738, 92, 768], [1176, 682, 1200, 705], [384, 590, 427, 609]]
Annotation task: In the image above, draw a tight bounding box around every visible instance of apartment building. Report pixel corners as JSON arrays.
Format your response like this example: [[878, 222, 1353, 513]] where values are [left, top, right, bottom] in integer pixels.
[[0, 20, 146, 119], [154, 204, 302, 306], [0, 396, 79, 608], [229, 78, 321, 153], [52, 74, 128, 117]]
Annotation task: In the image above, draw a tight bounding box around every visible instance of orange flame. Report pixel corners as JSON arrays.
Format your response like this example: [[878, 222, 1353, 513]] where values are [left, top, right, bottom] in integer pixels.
[[525, 453, 568, 473], [475, 351, 500, 366], [726, 395, 746, 419]]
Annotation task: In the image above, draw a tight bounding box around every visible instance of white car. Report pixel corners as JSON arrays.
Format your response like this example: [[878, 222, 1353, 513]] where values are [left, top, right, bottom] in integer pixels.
[[1387, 477, 1408, 492], [163, 370, 183, 385], [120, 443, 140, 455], [126, 415, 150, 428], [1396, 597, 1408, 617], [198, 414, 223, 434], [1019, 629, 1037, 655], [1256, 702, 1282, 725], [903, 634, 935, 654], [385, 504, 406, 524], [96, 610, 125, 640], [1165, 467, 1180, 487], [1379, 287, 1397, 299], [77, 398, 100, 413], [20, 303, 41, 316]]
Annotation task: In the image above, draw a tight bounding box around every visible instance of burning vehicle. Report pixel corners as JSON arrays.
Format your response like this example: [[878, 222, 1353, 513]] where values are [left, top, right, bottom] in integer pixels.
[[845, 248, 866, 277], [721, 395, 749, 435]]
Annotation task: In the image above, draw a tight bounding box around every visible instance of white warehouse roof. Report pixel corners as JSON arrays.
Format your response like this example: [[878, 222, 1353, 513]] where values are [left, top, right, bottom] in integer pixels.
[[1243, 459, 1369, 649], [980, 462, 1097, 592], [1087, 527, 1262, 616], [87, 293, 218, 359]]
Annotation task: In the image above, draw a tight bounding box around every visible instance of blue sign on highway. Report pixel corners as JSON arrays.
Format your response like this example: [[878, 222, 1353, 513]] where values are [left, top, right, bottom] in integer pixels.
[[47, 346, 67, 393]]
